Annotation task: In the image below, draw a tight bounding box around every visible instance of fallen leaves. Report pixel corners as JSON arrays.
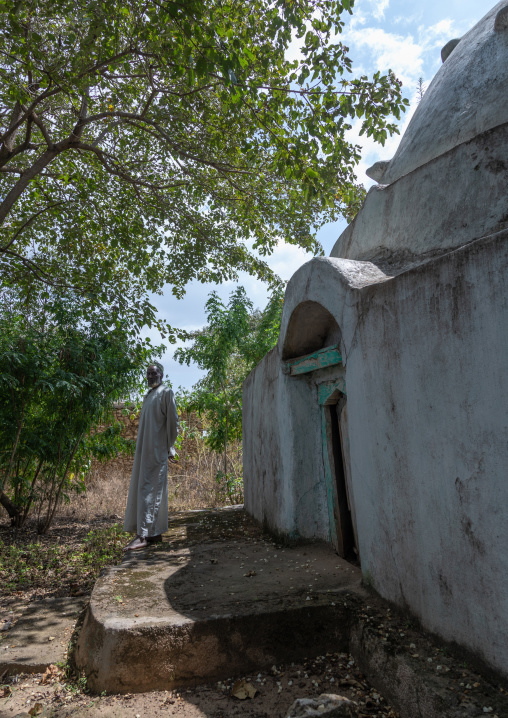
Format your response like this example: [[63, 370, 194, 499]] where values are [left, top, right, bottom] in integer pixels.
[[40, 664, 61, 685], [231, 679, 257, 700]]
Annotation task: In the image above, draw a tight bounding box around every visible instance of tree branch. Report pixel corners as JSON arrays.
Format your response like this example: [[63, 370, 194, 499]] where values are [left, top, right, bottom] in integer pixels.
[[70, 91, 89, 141], [0, 148, 61, 225], [0, 247, 82, 289], [0, 201, 66, 252], [74, 141, 189, 190], [29, 109, 53, 147], [0, 87, 60, 148], [1, 102, 23, 154]]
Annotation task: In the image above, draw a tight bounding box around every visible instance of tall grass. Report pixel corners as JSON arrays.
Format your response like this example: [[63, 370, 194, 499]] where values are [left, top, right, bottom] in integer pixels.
[[63, 409, 243, 522]]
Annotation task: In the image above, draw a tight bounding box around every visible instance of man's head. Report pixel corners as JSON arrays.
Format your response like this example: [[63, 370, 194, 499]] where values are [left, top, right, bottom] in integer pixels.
[[147, 363, 163, 388]]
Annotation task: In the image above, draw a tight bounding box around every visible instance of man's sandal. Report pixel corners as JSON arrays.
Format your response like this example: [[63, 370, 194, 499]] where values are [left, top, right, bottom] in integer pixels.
[[123, 535, 148, 551]]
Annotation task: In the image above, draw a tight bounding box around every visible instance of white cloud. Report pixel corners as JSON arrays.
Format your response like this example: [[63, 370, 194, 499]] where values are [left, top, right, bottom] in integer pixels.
[[371, 0, 390, 21], [264, 240, 312, 281], [342, 26, 425, 87]]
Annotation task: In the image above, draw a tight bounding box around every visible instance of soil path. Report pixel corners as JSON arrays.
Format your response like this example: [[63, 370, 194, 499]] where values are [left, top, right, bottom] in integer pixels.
[[1, 507, 507, 718]]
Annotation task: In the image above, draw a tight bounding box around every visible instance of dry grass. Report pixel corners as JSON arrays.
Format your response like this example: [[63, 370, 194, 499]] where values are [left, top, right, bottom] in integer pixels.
[[63, 410, 243, 522]]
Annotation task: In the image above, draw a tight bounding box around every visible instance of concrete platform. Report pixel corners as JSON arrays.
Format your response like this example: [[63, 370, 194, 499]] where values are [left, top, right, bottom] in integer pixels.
[[75, 507, 364, 693], [0, 597, 86, 675]]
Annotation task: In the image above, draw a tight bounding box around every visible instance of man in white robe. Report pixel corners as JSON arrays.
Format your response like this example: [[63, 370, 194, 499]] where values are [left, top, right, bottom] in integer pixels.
[[123, 363, 179, 551]]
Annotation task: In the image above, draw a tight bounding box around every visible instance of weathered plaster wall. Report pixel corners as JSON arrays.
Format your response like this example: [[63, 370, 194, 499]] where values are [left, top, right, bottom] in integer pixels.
[[244, 230, 508, 675], [331, 122, 508, 264], [330, 2, 508, 264], [379, 1, 508, 185], [243, 346, 332, 541], [244, 256, 389, 541], [347, 230, 508, 674], [244, 1, 508, 676]]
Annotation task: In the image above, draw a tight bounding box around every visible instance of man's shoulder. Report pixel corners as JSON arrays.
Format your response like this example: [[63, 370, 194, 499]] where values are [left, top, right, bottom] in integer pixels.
[[144, 384, 173, 400], [158, 384, 174, 398]]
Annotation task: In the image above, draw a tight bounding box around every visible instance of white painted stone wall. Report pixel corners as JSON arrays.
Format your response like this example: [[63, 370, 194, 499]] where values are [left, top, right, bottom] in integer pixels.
[[243, 1, 508, 677], [244, 230, 508, 675], [347, 231, 508, 674]]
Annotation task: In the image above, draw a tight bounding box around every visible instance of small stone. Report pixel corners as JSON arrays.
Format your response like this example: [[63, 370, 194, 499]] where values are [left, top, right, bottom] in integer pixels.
[[286, 693, 356, 717]]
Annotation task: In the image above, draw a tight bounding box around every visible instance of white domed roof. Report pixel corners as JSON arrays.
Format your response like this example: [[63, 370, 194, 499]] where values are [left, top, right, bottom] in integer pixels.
[[379, 1, 508, 185]]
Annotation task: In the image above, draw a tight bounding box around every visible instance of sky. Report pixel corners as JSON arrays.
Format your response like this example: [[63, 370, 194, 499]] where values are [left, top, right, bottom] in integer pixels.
[[154, 0, 489, 390]]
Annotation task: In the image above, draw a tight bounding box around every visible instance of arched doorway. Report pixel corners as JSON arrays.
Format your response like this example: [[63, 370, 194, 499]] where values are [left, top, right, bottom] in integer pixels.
[[319, 381, 358, 563], [282, 301, 359, 563]]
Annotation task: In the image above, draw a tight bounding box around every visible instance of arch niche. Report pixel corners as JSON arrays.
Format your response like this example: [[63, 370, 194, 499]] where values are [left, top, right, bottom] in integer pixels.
[[282, 300, 341, 360]]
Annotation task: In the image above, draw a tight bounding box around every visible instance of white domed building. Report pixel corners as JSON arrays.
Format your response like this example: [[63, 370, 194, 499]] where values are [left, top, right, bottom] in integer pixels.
[[243, 1, 508, 676]]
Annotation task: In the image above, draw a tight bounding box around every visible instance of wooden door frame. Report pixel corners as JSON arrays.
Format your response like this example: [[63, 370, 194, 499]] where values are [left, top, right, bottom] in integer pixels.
[[318, 378, 349, 554]]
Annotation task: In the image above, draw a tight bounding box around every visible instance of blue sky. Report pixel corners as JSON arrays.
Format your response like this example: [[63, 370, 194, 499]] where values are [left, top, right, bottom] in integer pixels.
[[155, 0, 488, 390]]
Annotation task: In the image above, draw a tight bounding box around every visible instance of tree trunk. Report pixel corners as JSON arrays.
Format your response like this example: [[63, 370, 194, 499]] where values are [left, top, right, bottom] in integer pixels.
[[224, 412, 228, 479], [41, 436, 82, 533], [1, 406, 24, 492], [0, 489, 20, 522], [0, 148, 60, 227], [19, 458, 44, 527]]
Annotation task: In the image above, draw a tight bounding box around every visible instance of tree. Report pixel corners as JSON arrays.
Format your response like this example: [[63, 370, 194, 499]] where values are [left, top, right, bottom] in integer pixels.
[[0, 290, 159, 531], [243, 287, 285, 367], [175, 286, 284, 502], [0, 0, 408, 335]]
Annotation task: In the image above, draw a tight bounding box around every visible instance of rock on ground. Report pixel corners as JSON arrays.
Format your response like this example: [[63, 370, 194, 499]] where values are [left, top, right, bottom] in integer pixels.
[[286, 692, 357, 717]]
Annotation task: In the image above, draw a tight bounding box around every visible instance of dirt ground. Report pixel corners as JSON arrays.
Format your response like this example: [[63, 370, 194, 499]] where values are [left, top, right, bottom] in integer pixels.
[[0, 510, 397, 717], [1, 510, 508, 718], [1, 651, 399, 717]]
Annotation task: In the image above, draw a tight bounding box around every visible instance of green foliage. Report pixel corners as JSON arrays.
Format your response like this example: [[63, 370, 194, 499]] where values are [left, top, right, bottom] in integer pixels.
[[175, 286, 284, 502], [0, 0, 408, 333], [243, 287, 286, 367], [0, 290, 160, 531], [0, 523, 128, 594]]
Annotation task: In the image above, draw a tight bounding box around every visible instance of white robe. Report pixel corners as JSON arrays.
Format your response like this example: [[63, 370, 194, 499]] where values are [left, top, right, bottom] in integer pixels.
[[124, 384, 179, 537]]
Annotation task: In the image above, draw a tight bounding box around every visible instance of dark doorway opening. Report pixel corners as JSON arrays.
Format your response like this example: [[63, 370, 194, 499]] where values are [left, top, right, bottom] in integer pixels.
[[325, 400, 358, 565]]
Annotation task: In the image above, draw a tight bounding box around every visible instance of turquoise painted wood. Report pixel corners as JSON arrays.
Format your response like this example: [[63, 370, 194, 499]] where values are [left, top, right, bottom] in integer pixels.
[[285, 345, 342, 376], [317, 377, 347, 405]]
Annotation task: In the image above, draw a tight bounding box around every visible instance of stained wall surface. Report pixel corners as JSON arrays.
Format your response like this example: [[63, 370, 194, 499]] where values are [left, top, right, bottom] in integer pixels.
[[244, 231, 508, 675], [243, 1, 508, 678]]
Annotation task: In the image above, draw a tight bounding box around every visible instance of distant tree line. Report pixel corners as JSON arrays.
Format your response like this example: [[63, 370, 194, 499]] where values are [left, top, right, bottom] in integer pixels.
[[175, 286, 284, 502], [0, 290, 160, 531]]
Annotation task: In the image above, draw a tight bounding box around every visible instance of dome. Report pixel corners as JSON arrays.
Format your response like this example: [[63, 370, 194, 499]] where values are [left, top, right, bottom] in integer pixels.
[[375, 2, 508, 185]]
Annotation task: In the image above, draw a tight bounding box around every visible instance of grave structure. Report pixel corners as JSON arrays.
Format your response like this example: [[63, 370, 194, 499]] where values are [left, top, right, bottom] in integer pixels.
[[243, 2, 508, 677]]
